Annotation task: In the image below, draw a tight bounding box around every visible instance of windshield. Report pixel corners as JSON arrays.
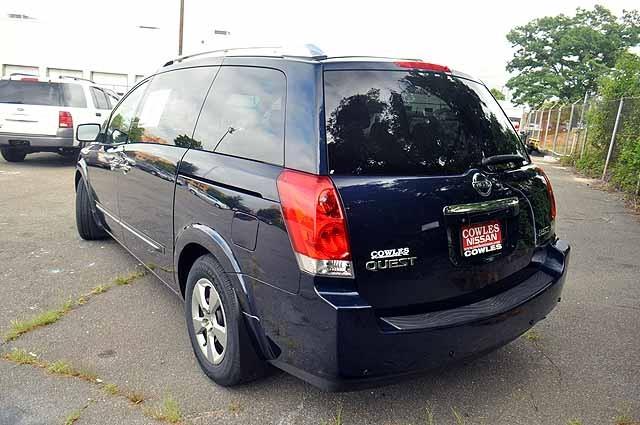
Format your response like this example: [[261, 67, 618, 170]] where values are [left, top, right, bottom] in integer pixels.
[[324, 70, 527, 176], [0, 80, 86, 107]]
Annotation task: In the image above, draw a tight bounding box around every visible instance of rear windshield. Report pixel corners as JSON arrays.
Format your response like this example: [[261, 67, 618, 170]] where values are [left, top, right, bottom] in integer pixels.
[[0, 80, 86, 107], [324, 70, 526, 176]]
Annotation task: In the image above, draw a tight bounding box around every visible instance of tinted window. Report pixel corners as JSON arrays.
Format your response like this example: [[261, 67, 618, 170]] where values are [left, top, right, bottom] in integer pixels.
[[0, 80, 86, 107], [106, 80, 148, 144], [324, 70, 527, 176], [194, 66, 285, 165], [61, 84, 87, 107], [128, 67, 215, 147], [90, 87, 110, 109]]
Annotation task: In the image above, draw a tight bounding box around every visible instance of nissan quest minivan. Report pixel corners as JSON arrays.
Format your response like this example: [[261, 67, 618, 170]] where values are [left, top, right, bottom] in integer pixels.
[[74, 46, 570, 390]]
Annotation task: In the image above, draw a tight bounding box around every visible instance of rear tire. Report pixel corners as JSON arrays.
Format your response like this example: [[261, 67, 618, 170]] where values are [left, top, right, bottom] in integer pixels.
[[1, 148, 26, 162], [75, 180, 107, 240], [185, 254, 265, 386]]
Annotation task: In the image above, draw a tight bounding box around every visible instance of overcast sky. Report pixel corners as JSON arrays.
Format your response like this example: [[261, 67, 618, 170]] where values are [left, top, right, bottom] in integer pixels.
[[2, 0, 639, 90]]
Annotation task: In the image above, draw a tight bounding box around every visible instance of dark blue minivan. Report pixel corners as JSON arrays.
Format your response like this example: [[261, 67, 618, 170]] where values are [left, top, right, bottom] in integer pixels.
[[74, 46, 570, 391]]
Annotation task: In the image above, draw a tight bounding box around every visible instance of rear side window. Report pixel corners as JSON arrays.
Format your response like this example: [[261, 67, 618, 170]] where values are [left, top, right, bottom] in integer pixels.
[[324, 70, 526, 176], [60, 84, 87, 107], [90, 87, 110, 109], [0, 80, 86, 107], [128, 67, 216, 146], [194, 66, 285, 166]]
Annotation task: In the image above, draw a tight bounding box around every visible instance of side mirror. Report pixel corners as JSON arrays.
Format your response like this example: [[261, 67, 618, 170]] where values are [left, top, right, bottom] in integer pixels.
[[76, 123, 101, 143]]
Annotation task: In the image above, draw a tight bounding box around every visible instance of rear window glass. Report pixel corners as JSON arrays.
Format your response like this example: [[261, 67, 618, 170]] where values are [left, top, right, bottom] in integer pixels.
[[324, 70, 527, 176], [0, 80, 86, 107]]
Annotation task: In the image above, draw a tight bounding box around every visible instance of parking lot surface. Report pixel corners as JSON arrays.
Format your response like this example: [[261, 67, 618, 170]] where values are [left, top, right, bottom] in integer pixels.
[[1, 153, 639, 425]]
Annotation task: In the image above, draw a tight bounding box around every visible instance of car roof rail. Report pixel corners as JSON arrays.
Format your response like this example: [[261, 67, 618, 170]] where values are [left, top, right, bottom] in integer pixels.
[[58, 75, 97, 84], [162, 44, 327, 67], [8, 72, 40, 79], [323, 55, 423, 62]]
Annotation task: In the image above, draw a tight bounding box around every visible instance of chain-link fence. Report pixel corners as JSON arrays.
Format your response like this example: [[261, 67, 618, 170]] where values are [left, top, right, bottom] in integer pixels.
[[522, 96, 640, 200]]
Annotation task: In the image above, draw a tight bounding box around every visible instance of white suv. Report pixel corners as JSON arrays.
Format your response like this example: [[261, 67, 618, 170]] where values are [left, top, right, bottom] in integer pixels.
[[0, 74, 119, 162]]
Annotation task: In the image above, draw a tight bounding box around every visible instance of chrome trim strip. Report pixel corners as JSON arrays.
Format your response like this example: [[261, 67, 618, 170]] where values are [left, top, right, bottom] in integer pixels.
[[443, 197, 519, 216], [95, 203, 164, 253]]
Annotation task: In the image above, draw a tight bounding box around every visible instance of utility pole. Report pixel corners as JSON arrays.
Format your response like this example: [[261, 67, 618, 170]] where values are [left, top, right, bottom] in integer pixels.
[[178, 0, 184, 56]]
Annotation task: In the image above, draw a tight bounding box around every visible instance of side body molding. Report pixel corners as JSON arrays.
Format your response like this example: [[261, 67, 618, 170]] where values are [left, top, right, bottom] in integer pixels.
[[173, 223, 277, 360]]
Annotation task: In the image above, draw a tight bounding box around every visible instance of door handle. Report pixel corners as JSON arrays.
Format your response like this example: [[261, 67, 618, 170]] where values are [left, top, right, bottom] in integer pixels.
[[96, 112, 102, 117]]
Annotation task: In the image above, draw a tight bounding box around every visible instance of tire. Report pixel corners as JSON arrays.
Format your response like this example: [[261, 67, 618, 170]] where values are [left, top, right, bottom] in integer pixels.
[[1, 148, 26, 162], [185, 254, 265, 386], [75, 180, 108, 240]]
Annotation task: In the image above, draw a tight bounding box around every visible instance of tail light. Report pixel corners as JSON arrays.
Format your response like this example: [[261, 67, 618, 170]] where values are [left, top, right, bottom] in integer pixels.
[[58, 111, 73, 128], [538, 168, 557, 221], [277, 169, 353, 278], [395, 61, 451, 73]]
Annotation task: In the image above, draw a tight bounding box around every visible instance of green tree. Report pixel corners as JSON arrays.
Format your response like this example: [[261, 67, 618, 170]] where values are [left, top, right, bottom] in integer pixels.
[[506, 5, 640, 106], [490, 88, 505, 100], [575, 52, 640, 192]]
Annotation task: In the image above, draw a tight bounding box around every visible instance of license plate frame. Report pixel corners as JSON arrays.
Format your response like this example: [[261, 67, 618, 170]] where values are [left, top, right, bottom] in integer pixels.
[[460, 219, 503, 258]]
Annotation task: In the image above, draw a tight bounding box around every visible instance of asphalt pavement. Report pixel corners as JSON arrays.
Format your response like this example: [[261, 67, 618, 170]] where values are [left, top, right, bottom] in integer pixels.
[[0, 153, 638, 425]]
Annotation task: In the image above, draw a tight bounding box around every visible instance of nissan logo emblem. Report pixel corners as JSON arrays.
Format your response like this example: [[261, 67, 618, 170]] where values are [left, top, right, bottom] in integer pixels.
[[472, 172, 492, 197]]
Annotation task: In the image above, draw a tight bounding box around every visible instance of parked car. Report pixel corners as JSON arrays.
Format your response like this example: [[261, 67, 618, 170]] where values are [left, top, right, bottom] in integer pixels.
[[0, 74, 118, 162], [74, 46, 570, 391]]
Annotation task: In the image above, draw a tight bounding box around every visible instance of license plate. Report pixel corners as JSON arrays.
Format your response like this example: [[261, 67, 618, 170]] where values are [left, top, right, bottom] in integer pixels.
[[460, 219, 503, 257]]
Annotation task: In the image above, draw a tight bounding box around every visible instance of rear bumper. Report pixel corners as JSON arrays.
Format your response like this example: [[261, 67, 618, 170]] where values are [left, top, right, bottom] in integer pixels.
[[0, 129, 75, 150], [261, 239, 570, 391]]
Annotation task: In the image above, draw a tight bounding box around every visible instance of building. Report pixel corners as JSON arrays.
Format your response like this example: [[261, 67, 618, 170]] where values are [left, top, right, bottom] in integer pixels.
[[0, 13, 176, 94]]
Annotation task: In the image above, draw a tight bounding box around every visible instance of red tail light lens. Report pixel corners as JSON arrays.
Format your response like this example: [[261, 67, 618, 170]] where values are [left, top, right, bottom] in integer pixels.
[[58, 111, 73, 128], [277, 170, 353, 277], [395, 61, 451, 73], [538, 168, 557, 221]]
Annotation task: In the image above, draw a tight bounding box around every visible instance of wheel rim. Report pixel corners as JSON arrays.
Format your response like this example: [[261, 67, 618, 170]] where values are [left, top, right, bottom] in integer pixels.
[[191, 278, 227, 365]]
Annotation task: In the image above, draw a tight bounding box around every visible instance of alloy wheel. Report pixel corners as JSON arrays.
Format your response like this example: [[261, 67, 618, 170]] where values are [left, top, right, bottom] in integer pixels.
[[191, 278, 227, 365]]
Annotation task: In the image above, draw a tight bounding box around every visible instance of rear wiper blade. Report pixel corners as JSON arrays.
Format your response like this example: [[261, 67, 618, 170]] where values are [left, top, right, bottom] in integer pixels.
[[481, 154, 527, 167]]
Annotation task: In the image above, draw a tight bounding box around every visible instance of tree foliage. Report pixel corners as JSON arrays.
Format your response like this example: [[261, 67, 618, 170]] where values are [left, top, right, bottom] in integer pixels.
[[506, 5, 640, 106], [490, 88, 505, 100], [575, 52, 640, 192]]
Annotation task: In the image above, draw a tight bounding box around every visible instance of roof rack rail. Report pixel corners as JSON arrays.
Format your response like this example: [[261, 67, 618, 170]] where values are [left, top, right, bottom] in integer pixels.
[[58, 75, 97, 84], [8, 72, 39, 78], [324, 55, 423, 62], [162, 44, 327, 67]]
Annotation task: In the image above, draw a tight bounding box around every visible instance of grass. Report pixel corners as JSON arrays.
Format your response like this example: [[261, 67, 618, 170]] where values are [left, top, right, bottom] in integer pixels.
[[3, 348, 39, 365], [566, 419, 583, 425], [63, 409, 82, 425], [523, 329, 542, 343], [127, 391, 145, 405], [4, 300, 73, 342], [47, 360, 74, 375], [103, 383, 119, 395], [451, 408, 465, 425], [114, 269, 147, 286], [425, 406, 436, 425], [229, 400, 242, 414], [91, 284, 109, 294], [2, 268, 147, 343], [144, 396, 183, 423]]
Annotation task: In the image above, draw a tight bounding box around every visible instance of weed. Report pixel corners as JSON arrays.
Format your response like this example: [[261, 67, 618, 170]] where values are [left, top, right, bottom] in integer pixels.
[[76, 295, 88, 305], [451, 407, 465, 425], [47, 360, 74, 376], [114, 269, 147, 286], [103, 383, 119, 395], [144, 396, 182, 423], [229, 400, 242, 414], [4, 305, 70, 342], [90, 284, 109, 295], [425, 406, 436, 425], [2, 348, 39, 365], [566, 419, 583, 425], [63, 409, 82, 425], [127, 391, 145, 405], [523, 329, 542, 342]]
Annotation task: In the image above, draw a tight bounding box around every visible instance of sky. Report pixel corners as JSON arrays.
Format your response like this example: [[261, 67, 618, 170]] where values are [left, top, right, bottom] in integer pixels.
[[2, 0, 639, 91]]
